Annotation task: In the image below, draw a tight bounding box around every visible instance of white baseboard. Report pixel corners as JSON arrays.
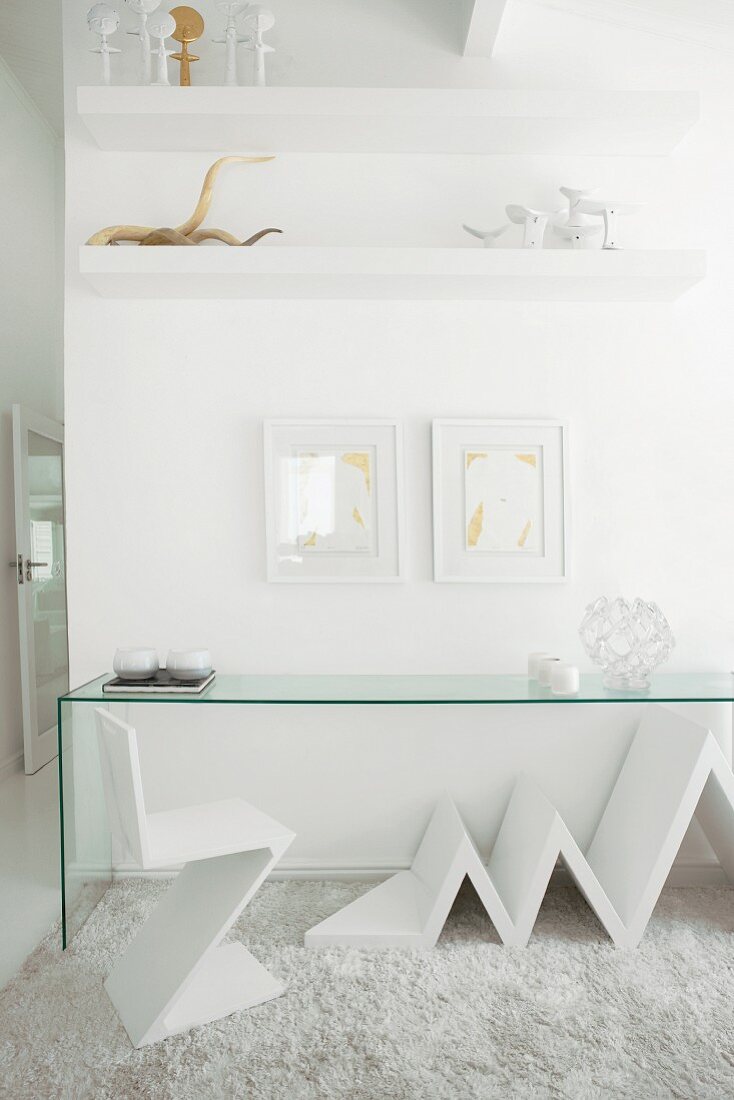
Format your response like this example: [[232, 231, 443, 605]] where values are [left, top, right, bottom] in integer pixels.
[[273, 859, 409, 882], [113, 859, 408, 884], [665, 860, 729, 888], [111, 858, 731, 889], [0, 750, 24, 785], [554, 858, 728, 889]]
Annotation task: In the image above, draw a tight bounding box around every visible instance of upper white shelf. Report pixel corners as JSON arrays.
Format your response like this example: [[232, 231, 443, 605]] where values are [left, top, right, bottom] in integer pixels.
[[76, 87, 699, 156], [79, 246, 706, 301]]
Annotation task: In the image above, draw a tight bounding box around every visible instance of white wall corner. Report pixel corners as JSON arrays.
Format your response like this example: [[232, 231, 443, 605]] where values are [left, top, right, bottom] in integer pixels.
[[0, 54, 61, 147]]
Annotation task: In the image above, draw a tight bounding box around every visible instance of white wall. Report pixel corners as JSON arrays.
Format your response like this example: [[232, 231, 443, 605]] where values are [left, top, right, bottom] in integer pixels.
[[0, 59, 63, 778], [62, 0, 734, 875]]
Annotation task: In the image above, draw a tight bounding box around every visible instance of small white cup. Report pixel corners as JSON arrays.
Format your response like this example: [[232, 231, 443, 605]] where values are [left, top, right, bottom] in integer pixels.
[[528, 651, 553, 680], [537, 657, 562, 686], [113, 647, 159, 680], [551, 662, 580, 696], [166, 649, 212, 681]]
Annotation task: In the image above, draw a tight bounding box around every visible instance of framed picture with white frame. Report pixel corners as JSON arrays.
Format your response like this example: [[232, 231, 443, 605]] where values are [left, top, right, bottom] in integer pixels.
[[264, 419, 405, 582], [432, 419, 569, 583]]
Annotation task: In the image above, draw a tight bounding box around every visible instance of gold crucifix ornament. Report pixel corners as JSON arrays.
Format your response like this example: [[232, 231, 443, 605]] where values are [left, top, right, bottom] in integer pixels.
[[170, 6, 204, 86]]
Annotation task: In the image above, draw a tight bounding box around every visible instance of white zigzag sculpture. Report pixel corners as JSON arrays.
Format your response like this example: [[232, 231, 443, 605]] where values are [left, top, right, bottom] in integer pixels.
[[305, 705, 734, 949]]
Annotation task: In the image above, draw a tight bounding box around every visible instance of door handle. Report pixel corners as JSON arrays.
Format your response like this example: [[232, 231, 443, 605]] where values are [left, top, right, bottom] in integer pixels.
[[25, 559, 49, 582]]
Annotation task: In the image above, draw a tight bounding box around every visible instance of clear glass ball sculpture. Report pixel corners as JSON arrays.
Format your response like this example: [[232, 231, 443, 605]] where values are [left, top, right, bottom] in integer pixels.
[[578, 596, 675, 691]]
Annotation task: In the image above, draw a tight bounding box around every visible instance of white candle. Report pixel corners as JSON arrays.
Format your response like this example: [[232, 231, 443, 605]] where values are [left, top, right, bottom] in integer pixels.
[[528, 651, 553, 679], [537, 657, 562, 686], [551, 663, 580, 696]]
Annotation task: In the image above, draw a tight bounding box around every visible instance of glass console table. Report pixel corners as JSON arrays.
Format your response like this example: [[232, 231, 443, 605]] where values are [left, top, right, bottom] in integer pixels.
[[58, 671, 734, 948]]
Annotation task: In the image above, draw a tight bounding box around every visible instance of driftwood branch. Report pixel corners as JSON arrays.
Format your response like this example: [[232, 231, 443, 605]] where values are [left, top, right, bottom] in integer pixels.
[[85, 156, 280, 247]]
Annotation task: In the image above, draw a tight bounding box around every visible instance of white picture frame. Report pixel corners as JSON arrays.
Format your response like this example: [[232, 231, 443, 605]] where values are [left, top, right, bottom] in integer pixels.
[[264, 419, 405, 583], [432, 419, 569, 583]]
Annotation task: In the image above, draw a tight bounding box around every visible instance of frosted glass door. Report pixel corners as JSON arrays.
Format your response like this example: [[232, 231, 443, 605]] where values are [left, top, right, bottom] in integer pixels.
[[13, 406, 68, 774]]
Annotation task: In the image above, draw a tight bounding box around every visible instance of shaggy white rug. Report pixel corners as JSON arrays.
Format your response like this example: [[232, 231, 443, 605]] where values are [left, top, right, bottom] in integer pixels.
[[0, 880, 733, 1099]]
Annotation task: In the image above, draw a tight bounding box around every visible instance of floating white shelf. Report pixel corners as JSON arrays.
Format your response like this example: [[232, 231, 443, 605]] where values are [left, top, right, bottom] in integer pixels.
[[76, 87, 699, 156], [79, 246, 705, 301]]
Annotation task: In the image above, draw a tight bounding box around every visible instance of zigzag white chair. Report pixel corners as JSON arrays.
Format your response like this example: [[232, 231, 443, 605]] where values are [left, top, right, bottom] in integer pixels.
[[305, 705, 734, 949], [95, 707, 295, 1047]]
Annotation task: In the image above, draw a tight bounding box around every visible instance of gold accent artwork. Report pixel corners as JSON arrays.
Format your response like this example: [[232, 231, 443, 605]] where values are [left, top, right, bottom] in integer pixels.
[[86, 156, 283, 247], [466, 452, 488, 469], [294, 448, 375, 555], [170, 6, 204, 86], [465, 446, 541, 553], [341, 453, 371, 494], [517, 519, 532, 547], [467, 502, 484, 548]]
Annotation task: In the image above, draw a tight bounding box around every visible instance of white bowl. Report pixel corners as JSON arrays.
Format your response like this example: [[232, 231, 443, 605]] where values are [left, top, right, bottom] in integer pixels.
[[113, 647, 159, 680], [166, 649, 212, 681]]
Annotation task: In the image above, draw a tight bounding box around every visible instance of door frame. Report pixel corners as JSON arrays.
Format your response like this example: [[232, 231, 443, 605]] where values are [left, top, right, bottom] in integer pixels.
[[12, 404, 68, 774]]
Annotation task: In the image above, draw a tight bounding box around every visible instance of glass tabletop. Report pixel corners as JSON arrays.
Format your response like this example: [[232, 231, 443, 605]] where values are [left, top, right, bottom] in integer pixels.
[[61, 671, 734, 705]]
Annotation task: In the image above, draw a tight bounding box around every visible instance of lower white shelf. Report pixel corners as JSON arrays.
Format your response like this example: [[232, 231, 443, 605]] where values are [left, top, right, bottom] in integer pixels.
[[79, 246, 705, 301]]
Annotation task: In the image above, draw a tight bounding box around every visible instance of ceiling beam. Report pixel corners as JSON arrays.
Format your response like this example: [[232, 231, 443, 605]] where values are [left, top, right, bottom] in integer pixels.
[[461, 0, 510, 56]]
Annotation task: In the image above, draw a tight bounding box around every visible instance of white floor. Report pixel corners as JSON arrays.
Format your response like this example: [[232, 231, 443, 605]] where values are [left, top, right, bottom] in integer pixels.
[[0, 760, 61, 991]]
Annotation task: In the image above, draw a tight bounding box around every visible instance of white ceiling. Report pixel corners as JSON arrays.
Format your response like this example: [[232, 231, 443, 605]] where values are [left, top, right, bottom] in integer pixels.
[[1, 0, 63, 135], [528, 0, 734, 53]]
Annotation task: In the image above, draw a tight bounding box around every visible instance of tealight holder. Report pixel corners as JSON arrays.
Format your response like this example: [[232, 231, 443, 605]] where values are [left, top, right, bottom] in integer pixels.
[[537, 657, 562, 687]]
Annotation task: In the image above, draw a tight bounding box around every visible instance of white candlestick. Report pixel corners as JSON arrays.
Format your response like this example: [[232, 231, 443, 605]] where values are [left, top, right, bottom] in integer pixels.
[[537, 657, 562, 686], [528, 651, 553, 680], [551, 663, 580, 696]]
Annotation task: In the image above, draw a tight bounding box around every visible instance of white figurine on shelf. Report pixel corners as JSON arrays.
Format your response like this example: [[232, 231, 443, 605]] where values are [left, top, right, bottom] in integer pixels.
[[87, 4, 121, 86], [148, 11, 177, 86], [553, 223, 603, 249], [558, 186, 598, 227], [213, 1, 249, 87], [243, 6, 275, 87], [462, 223, 510, 248], [505, 204, 553, 249], [125, 0, 160, 86], [553, 186, 603, 248], [575, 197, 644, 249]]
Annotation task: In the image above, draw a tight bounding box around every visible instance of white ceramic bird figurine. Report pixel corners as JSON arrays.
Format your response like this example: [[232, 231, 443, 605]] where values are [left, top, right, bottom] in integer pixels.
[[505, 204, 553, 249], [553, 222, 603, 249], [575, 198, 644, 249], [558, 187, 598, 227], [462, 223, 510, 248], [213, 1, 249, 86]]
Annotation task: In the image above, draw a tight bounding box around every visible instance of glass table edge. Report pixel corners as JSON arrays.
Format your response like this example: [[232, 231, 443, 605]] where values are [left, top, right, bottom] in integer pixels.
[[57, 696, 67, 950], [59, 673, 734, 706]]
